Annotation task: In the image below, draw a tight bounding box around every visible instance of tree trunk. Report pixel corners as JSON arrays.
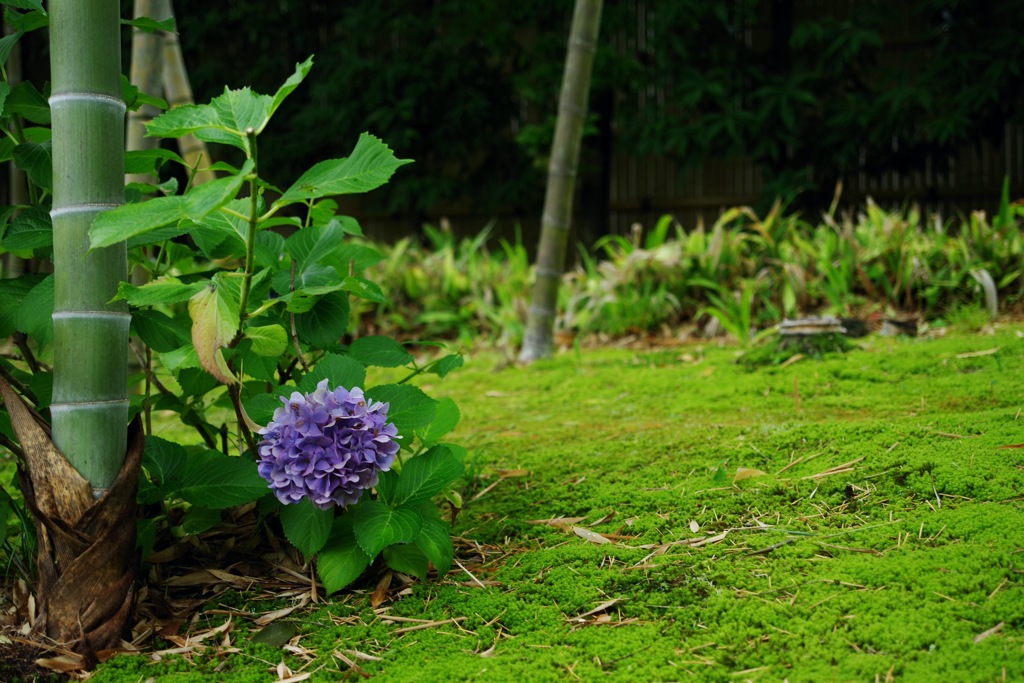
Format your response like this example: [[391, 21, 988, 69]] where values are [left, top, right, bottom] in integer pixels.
[[20, 0, 142, 664], [519, 0, 603, 362], [161, 0, 217, 185]]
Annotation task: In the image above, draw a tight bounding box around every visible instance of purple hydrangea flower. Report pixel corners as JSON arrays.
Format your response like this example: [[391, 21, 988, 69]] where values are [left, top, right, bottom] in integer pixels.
[[257, 379, 401, 509]]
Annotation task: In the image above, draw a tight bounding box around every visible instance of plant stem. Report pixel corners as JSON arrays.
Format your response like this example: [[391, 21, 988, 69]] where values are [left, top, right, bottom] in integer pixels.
[[236, 127, 259, 331]]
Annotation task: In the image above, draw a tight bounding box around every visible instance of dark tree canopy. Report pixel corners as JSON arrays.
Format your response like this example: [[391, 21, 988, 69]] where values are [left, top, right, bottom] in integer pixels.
[[163, 0, 1024, 225]]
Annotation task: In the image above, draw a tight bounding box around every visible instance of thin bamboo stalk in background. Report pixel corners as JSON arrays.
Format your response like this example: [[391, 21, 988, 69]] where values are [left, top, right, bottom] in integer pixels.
[[126, 0, 166, 186], [161, 0, 217, 185], [519, 0, 603, 362]]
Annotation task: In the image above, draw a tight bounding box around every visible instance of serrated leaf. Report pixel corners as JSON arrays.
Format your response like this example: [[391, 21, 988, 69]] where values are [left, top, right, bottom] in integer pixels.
[[0, 38, 18, 83], [268, 56, 313, 122], [338, 276, 387, 304], [125, 148, 184, 175], [90, 195, 188, 250], [427, 353, 464, 378], [5, 8, 47, 32], [244, 324, 288, 357], [0, 273, 45, 337], [182, 159, 252, 218], [4, 81, 49, 124], [14, 274, 53, 349], [179, 506, 221, 535], [417, 397, 461, 445], [243, 390, 292, 426], [123, 15, 175, 32], [378, 445, 463, 507], [280, 497, 334, 558], [285, 221, 347, 273], [317, 515, 372, 594], [350, 499, 422, 559], [415, 517, 455, 576], [238, 348, 279, 384], [365, 383, 436, 435], [5, 0, 45, 13], [159, 344, 201, 373], [177, 450, 268, 508], [13, 139, 51, 191], [297, 353, 366, 394], [1, 206, 51, 251], [383, 544, 429, 581], [131, 309, 190, 353], [142, 436, 188, 488], [336, 243, 384, 272], [294, 291, 349, 349], [349, 336, 413, 368], [188, 282, 237, 384], [114, 276, 205, 306], [277, 133, 412, 206]]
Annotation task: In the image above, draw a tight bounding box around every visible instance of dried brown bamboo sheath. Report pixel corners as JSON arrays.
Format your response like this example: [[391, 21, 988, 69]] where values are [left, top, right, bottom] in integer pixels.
[[0, 375, 142, 666]]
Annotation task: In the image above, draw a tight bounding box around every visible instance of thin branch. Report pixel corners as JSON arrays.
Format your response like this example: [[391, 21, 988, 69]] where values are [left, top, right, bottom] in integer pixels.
[[11, 332, 40, 374]]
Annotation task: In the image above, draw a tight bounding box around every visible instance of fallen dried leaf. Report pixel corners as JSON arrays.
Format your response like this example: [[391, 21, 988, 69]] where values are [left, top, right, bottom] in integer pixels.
[[35, 654, 85, 673], [733, 467, 767, 483], [572, 526, 613, 545], [526, 516, 586, 527], [371, 572, 393, 608], [251, 621, 298, 648]]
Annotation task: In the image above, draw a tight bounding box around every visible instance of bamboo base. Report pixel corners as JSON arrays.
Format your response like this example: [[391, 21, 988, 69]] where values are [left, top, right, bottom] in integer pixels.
[[0, 376, 142, 668]]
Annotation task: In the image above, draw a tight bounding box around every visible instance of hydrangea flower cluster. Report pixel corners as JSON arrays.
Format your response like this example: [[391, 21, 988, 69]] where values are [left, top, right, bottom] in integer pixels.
[[257, 380, 400, 509]]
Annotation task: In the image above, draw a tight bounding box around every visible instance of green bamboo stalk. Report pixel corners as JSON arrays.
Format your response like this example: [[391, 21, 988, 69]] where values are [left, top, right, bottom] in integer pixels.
[[519, 0, 603, 362], [49, 0, 129, 490]]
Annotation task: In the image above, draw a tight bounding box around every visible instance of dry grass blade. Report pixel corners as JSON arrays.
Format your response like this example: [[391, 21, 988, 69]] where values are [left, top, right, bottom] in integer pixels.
[[526, 516, 586, 527], [391, 617, 467, 635], [333, 650, 372, 679], [973, 622, 1004, 643], [574, 598, 622, 620], [801, 457, 865, 480]]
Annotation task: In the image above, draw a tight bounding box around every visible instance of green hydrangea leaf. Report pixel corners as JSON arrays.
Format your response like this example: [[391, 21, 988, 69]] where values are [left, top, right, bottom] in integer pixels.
[[365, 383, 436, 435], [349, 336, 413, 368], [294, 291, 349, 349], [113, 276, 206, 306], [176, 450, 268, 508], [414, 517, 455, 576], [277, 133, 412, 206], [269, 56, 314, 121], [383, 543, 429, 581], [244, 324, 288, 357], [317, 515, 372, 594], [13, 139, 51, 191], [280, 497, 334, 558], [417, 397, 461, 445], [14, 274, 53, 349], [298, 353, 366, 394], [350, 499, 422, 559], [1, 207, 51, 251], [378, 445, 463, 507]]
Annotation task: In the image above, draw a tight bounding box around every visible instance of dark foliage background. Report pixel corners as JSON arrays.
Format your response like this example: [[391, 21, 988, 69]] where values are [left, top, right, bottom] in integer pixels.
[[128, 0, 1024, 232]]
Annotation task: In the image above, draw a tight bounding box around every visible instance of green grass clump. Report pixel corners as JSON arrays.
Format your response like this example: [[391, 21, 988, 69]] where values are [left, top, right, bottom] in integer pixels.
[[78, 327, 1024, 681]]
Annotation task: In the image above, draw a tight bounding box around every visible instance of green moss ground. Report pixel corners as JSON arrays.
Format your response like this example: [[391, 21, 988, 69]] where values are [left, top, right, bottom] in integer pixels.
[[84, 329, 1024, 681]]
